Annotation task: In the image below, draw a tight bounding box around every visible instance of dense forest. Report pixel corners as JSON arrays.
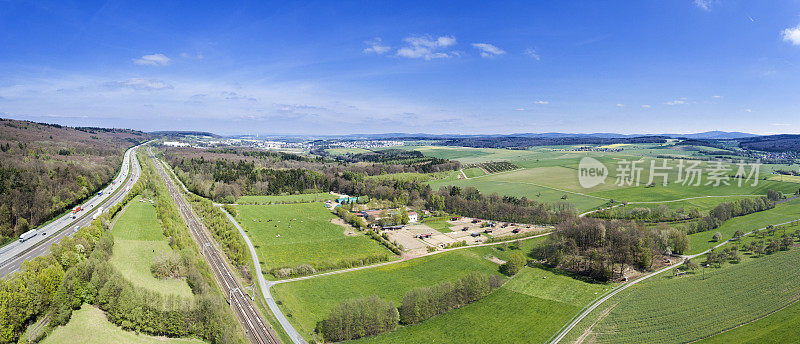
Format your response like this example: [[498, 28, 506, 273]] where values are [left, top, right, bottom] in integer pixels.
[[0, 118, 147, 242], [738, 134, 800, 153]]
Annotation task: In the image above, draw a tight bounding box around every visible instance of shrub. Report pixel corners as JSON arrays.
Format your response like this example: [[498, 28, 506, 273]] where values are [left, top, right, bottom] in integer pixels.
[[500, 253, 526, 276]]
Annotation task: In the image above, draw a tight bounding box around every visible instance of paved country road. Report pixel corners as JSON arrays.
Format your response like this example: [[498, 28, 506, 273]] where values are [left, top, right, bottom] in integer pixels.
[[0, 143, 144, 278]]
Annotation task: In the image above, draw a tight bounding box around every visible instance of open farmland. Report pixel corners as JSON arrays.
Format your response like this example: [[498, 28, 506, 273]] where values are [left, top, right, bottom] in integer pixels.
[[42, 305, 205, 344], [234, 202, 393, 271], [352, 266, 612, 344], [698, 298, 800, 344], [563, 246, 800, 344], [110, 195, 194, 298]]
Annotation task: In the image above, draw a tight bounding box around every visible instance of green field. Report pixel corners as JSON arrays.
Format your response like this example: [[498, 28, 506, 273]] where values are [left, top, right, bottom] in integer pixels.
[[462, 167, 486, 178], [352, 266, 611, 344], [563, 246, 800, 344], [325, 147, 371, 155], [271, 248, 503, 339], [110, 196, 194, 298], [42, 305, 205, 344], [686, 198, 800, 254], [698, 299, 800, 344], [421, 217, 453, 233], [234, 202, 392, 270], [236, 193, 338, 204], [626, 195, 756, 212]]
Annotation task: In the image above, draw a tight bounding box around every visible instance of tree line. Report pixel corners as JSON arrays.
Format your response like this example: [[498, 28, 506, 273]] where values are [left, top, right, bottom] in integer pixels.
[[684, 196, 774, 235], [317, 272, 502, 342]]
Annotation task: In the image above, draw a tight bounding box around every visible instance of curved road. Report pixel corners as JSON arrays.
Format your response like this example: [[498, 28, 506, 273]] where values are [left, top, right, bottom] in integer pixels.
[[0, 144, 143, 278]]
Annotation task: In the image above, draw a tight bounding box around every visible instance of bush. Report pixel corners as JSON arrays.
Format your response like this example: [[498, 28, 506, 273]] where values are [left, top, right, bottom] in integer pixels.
[[500, 253, 526, 276], [318, 295, 398, 342], [712, 232, 722, 242]]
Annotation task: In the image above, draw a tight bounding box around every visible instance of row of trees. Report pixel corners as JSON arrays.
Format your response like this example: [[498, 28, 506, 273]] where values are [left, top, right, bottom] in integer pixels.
[[532, 218, 689, 281], [317, 272, 503, 342], [399, 272, 504, 325], [685, 197, 774, 234]]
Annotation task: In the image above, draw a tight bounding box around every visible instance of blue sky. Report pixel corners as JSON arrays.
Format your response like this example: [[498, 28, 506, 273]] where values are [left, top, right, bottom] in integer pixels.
[[1, 0, 800, 135]]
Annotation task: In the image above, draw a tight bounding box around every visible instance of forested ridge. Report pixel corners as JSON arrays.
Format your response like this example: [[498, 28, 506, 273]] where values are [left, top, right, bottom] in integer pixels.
[[0, 118, 147, 243]]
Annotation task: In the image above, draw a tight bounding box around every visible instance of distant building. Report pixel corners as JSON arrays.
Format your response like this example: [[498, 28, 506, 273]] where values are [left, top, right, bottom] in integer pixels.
[[407, 211, 418, 223], [163, 141, 190, 147]]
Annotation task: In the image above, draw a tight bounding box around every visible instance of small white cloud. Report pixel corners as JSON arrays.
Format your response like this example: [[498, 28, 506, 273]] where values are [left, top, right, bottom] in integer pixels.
[[616, 103, 625, 107], [782, 24, 800, 46], [396, 35, 457, 59], [363, 38, 391, 54], [471, 43, 505, 58], [712, 95, 723, 98], [641, 104, 652, 108], [104, 78, 173, 90], [771, 122, 790, 126], [524, 48, 540, 60], [745, 108, 753, 112], [133, 53, 171, 66], [664, 99, 687, 105], [534, 100, 549, 105], [694, 0, 712, 11], [514, 108, 526, 111]]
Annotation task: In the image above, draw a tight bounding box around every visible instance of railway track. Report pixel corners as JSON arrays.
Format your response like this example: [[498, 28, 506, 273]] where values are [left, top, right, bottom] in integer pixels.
[[149, 149, 280, 344]]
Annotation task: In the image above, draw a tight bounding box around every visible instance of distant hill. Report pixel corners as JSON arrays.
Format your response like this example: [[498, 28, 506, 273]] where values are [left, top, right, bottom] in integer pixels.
[[151, 130, 219, 138], [669, 131, 758, 139]]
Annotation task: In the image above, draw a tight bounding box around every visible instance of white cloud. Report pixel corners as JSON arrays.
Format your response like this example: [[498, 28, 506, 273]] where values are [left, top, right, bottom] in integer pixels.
[[133, 53, 171, 66], [363, 38, 391, 54], [534, 100, 549, 105], [694, 0, 712, 11], [745, 108, 753, 112], [712, 95, 723, 98], [515, 108, 526, 111], [641, 104, 651, 108], [104, 78, 173, 91], [471, 43, 505, 58], [524, 48, 540, 60], [664, 99, 687, 105], [396, 35, 457, 59], [616, 103, 625, 107], [782, 24, 800, 46]]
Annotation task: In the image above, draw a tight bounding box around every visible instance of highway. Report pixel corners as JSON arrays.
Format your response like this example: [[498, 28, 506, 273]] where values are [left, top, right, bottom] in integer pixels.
[[149, 148, 280, 344], [0, 144, 143, 278]]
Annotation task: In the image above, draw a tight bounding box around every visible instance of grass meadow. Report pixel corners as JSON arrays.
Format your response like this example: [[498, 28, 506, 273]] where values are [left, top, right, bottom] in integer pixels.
[[42, 305, 205, 344], [234, 202, 392, 270], [697, 298, 800, 344], [110, 196, 194, 298]]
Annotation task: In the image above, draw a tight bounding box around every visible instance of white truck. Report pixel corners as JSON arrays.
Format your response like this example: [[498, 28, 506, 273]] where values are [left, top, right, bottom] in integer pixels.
[[19, 230, 37, 242]]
